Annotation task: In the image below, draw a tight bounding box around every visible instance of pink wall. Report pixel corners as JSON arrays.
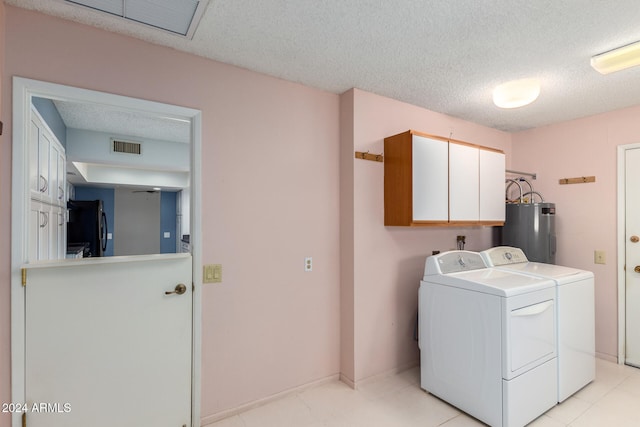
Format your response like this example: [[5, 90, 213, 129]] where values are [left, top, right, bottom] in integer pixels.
[[511, 107, 640, 361], [1, 6, 340, 423], [2, 4, 631, 426], [341, 89, 512, 383], [0, 3, 8, 427]]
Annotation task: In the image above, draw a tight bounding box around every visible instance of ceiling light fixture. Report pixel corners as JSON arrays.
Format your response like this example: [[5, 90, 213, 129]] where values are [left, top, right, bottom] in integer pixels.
[[492, 79, 541, 109], [591, 41, 640, 74]]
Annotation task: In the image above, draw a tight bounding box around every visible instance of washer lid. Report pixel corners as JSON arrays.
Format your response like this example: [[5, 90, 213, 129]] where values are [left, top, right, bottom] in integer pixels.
[[481, 246, 594, 282], [497, 262, 594, 282], [424, 268, 555, 297]]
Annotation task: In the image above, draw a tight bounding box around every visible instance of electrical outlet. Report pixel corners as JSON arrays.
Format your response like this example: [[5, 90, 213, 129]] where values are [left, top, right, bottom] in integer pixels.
[[305, 257, 313, 272], [594, 250, 606, 265]]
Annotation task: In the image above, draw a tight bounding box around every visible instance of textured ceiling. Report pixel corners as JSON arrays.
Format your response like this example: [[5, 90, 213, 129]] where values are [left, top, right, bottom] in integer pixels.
[[8, 0, 640, 132], [53, 100, 191, 144]]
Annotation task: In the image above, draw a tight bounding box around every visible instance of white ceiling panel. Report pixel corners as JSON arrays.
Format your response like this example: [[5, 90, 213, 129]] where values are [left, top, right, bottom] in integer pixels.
[[64, 0, 203, 36]]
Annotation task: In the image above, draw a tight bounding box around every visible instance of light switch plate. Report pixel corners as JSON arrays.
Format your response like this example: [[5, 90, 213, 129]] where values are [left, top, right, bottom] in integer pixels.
[[203, 264, 222, 283]]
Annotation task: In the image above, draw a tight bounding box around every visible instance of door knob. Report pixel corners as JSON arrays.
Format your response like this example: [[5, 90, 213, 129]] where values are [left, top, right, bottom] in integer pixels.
[[635, 266, 640, 273], [631, 236, 640, 243], [165, 283, 187, 295]]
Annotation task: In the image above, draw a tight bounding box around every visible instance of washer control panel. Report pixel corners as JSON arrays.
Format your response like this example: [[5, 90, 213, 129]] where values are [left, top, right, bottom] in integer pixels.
[[483, 246, 529, 266], [424, 250, 487, 275]]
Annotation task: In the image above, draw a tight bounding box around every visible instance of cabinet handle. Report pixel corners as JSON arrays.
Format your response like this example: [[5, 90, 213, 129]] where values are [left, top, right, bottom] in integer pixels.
[[40, 175, 49, 193], [39, 175, 48, 193], [59, 213, 64, 226], [39, 212, 49, 228], [58, 186, 64, 200]]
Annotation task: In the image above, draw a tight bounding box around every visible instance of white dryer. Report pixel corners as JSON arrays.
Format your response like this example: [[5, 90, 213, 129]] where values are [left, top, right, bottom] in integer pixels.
[[481, 246, 595, 402], [419, 250, 558, 427]]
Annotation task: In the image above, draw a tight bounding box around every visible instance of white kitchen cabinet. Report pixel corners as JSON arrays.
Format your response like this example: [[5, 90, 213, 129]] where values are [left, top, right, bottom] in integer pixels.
[[384, 130, 505, 226], [29, 106, 68, 261], [412, 135, 449, 221], [50, 204, 67, 260], [30, 107, 66, 207], [385, 131, 450, 225], [449, 142, 480, 222], [29, 114, 51, 199], [29, 116, 41, 197], [480, 149, 506, 222], [30, 201, 51, 261], [29, 191, 67, 261], [51, 142, 66, 204]]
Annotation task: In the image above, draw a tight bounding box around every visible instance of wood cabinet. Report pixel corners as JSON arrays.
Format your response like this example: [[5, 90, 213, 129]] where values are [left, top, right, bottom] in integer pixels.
[[29, 107, 67, 260], [384, 130, 505, 227]]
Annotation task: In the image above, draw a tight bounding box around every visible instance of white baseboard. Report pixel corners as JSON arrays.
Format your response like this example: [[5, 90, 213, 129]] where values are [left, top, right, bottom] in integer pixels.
[[200, 373, 340, 425]]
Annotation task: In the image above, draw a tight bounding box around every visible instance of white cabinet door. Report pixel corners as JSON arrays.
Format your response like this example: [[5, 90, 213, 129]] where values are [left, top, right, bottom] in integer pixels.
[[29, 201, 50, 261], [412, 135, 449, 221], [479, 149, 506, 222], [31, 107, 67, 206], [49, 204, 66, 260], [29, 202, 40, 262], [38, 129, 51, 201], [29, 118, 41, 196], [449, 143, 479, 221], [50, 143, 66, 205], [29, 107, 68, 261]]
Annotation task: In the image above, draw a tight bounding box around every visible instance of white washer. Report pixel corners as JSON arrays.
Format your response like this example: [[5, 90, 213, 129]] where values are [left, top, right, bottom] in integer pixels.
[[481, 246, 595, 402], [419, 250, 558, 427]]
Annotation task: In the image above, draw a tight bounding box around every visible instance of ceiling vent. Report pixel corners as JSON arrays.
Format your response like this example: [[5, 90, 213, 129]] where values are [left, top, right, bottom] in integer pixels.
[[65, 0, 209, 38], [112, 139, 142, 155]]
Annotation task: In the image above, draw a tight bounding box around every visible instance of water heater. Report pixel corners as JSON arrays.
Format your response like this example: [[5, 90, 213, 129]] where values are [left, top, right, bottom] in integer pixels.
[[501, 202, 557, 264]]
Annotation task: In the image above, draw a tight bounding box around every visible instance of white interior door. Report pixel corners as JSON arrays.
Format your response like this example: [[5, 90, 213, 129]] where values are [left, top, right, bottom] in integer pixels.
[[625, 147, 640, 366], [24, 254, 192, 427]]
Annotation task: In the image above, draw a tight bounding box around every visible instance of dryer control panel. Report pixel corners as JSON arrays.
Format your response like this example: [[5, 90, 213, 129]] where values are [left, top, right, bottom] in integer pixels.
[[482, 246, 529, 266], [424, 250, 487, 276]]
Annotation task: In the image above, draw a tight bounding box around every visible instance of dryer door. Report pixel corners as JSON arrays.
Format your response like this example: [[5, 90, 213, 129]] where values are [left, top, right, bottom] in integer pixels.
[[503, 287, 557, 379]]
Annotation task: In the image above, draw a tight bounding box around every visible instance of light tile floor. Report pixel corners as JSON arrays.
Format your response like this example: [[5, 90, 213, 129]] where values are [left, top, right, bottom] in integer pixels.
[[209, 358, 640, 427]]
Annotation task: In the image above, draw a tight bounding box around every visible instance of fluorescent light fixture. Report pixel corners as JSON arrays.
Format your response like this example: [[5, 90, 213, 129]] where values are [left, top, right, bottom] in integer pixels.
[[492, 78, 541, 109], [591, 41, 640, 74]]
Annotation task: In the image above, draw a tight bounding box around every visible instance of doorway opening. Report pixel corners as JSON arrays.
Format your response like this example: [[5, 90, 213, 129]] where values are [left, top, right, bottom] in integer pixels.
[[11, 77, 203, 426]]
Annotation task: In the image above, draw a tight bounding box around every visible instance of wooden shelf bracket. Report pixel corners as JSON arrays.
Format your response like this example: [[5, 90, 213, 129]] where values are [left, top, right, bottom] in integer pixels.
[[559, 176, 596, 185], [355, 151, 384, 162]]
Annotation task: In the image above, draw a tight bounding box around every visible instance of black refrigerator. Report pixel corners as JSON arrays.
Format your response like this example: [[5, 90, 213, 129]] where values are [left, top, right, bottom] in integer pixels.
[[67, 200, 108, 257]]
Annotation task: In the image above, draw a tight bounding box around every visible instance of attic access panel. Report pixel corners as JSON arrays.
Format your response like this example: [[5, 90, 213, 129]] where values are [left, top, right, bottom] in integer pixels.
[[65, 0, 207, 38]]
